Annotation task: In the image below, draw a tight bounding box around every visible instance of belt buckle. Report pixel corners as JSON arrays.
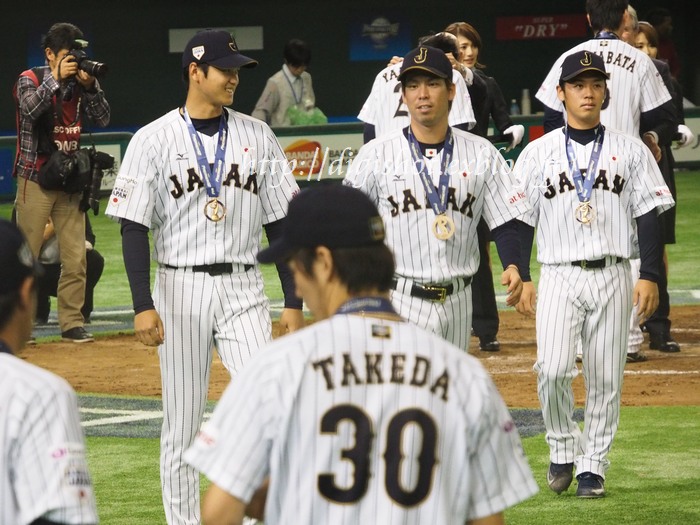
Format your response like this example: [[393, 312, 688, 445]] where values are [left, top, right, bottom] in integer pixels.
[[424, 285, 447, 303], [580, 260, 588, 270]]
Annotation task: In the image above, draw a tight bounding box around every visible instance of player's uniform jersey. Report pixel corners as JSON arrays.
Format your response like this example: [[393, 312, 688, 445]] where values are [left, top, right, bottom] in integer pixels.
[[0, 351, 97, 525], [344, 128, 528, 282], [358, 63, 476, 137], [514, 126, 675, 261], [105, 108, 299, 265], [185, 313, 538, 524], [536, 38, 671, 136]]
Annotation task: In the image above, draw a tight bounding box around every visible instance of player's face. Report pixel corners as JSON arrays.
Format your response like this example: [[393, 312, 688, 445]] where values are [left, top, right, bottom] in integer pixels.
[[199, 65, 240, 108], [556, 75, 606, 129], [289, 257, 329, 320], [456, 35, 478, 68], [635, 32, 657, 59], [402, 74, 455, 129]]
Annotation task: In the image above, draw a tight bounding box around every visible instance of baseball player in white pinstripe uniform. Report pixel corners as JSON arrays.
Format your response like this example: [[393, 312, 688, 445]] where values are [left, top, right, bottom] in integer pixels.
[[358, 33, 475, 143], [345, 46, 528, 351], [185, 184, 538, 525], [0, 219, 98, 525], [106, 30, 302, 524], [534, 0, 677, 364], [514, 51, 674, 498]]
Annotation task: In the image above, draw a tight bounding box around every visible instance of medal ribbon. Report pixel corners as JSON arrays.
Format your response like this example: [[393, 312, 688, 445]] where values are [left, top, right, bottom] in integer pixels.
[[407, 127, 454, 217], [337, 297, 398, 315], [595, 30, 619, 39], [182, 107, 229, 199], [564, 125, 605, 203]]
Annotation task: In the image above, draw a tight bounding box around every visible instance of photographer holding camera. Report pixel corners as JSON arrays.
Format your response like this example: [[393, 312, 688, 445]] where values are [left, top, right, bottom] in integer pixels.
[[13, 22, 110, 343]]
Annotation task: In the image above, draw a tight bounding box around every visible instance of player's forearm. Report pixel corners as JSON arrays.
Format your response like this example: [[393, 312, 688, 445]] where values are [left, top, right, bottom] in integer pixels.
[[516, 220, 534, 282], [120, 219, 155, 313]]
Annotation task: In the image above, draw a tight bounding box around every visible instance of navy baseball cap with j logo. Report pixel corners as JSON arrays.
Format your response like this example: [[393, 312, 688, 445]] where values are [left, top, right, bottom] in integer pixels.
[[182, 29, 258, 69], [560, 50, 609, 82], [398, 45, 453, 81]]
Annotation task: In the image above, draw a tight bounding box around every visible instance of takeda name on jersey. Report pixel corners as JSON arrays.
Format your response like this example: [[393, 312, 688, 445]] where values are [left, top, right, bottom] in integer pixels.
[[312, 351, 450, 401]]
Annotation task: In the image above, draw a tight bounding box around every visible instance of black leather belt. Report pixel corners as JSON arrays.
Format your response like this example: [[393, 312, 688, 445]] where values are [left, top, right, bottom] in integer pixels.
[[571, 257, 623, 270], [391, 276, 472, 302], [163, 263, 253, 276]]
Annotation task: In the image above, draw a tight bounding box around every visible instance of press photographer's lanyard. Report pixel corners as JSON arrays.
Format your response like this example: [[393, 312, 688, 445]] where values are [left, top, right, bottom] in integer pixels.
[[182, 108, 228, 200]]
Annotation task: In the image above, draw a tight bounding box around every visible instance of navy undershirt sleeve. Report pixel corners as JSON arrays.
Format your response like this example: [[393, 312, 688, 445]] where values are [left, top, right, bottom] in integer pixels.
[[120, 219, 154, 314], [490, 219, 521, 270], [636, 210, 662, 282]]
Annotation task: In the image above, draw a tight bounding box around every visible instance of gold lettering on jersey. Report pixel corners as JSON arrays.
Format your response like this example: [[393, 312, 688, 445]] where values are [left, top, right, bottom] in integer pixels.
[[432, 214, 456, 240], [544, 170, 626, 199], [594, 50, 636, 72], [204, 199, 226, 222], [388, 188, 475, 218], [169, 164, 259, 201], [311, 353, 450, 401]]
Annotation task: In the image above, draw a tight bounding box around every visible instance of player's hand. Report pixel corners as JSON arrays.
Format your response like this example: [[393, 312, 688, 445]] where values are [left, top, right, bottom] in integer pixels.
[[501, 266, 523, 307], [676, 124, 695, 149], [387, 56, 403, 67], [642, 132, 662, 162], [516, 280, 537, 317], [278, 308, 304, 334], [503, 124, 525, 151], [134, 309, 165, 346], [633, 279, 659, 321]]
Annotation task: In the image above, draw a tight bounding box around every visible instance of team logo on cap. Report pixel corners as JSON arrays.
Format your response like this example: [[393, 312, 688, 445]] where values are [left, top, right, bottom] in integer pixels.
[[369, 216, 385, 240], [580, 51, 592, 66], [192, 45, 205, 60], [414, 47, 428, 64]]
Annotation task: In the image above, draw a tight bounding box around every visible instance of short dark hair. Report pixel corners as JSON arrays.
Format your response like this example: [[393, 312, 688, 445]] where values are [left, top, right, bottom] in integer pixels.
[[292, 244, 395, 295], [42, 22, 83, 53], [182, 63, 210, 88], [284, 39, 311, 67], [0, 291, 20, 331], [418, 32, 459, 63], [586, 0, 629, 32]]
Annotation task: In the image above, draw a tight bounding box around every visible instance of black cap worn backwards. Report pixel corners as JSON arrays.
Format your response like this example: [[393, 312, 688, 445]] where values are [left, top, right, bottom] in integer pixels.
[[560, 50, 609, 82], [256, 185, 386, 264], [398, 45, 453, 81], [0, 219, 43, 295], [182, 29, 258, 69]]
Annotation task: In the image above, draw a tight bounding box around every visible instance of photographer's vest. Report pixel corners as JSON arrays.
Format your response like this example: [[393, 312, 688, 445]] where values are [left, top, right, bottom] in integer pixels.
[[12, 67, 82, 176]]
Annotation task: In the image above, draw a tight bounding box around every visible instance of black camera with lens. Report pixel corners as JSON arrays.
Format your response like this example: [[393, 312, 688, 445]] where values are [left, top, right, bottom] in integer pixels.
[[67, 39, 108, 78], [67, 48, 108, 78]]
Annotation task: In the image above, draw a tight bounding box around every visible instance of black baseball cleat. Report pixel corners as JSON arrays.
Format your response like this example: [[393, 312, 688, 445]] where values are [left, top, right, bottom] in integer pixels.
[[62, 327, 95, 343], [649, 334, 680, 353], [576, 472, 605, 498], [479, 336, 501, 352], [626, 351, 648, 363], [547, 462, 574, 494]]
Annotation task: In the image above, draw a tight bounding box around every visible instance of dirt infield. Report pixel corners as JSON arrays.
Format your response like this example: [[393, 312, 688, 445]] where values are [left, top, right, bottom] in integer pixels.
[[19, 306, 700, 408]]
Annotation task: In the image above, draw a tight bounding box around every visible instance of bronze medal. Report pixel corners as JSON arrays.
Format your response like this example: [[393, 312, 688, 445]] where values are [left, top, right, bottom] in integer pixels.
[[204, 199, 226, 222], [575, 201, 594, 225], [432, 214, 456, 240]]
